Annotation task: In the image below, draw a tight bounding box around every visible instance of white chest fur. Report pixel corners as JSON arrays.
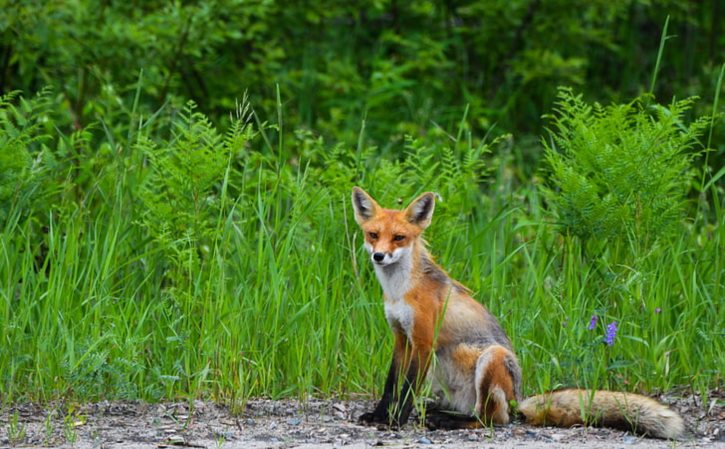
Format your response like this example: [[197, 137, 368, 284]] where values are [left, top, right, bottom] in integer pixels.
[[373, 261, 411, 301], [384, 299, 414, 339], [373, 251, 415, 338]]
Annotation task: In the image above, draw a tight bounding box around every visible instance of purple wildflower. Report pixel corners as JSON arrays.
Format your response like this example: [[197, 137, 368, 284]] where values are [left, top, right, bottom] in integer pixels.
[[587, 315, 597, 330], [655, 307, 662, 314], [604, 321, 618, 346]]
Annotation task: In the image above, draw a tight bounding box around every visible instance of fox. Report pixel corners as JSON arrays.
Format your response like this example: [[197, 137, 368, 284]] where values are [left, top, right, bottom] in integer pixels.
[[351, 186, 685, 440]]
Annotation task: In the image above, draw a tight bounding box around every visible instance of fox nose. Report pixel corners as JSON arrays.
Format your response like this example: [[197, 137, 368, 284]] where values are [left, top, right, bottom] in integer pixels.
[[373, 252, 385, 262]]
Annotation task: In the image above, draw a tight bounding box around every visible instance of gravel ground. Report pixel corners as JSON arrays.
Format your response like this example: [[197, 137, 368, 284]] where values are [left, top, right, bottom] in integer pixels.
[[1, 390, 722, 449]]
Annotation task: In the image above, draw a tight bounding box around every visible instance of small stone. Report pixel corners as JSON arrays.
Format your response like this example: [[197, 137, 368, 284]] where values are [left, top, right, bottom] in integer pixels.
[[551, 433, 565, 442], [418, 436, 433, 444], [287, 418, 302, 426], [622, 435, 638, 445], [166, 436, 185, 444], [214, 431, 235, 441]]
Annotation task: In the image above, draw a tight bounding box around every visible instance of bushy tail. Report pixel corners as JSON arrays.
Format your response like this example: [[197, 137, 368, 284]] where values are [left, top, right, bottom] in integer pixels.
[[518, 389, 684, 440]]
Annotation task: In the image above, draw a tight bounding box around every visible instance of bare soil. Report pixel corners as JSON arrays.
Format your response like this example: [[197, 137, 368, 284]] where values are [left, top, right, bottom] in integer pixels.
[[1, 390, 723, 449]]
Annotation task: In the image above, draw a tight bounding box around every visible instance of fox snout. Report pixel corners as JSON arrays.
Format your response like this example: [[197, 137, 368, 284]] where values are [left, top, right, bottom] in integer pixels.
[[371, 251, 394, 266], [366, 246, 409, 266], [367, 246, 391, 265]]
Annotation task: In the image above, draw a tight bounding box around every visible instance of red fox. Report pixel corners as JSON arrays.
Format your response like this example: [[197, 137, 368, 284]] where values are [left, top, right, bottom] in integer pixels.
[[351, 187, 684, 439]]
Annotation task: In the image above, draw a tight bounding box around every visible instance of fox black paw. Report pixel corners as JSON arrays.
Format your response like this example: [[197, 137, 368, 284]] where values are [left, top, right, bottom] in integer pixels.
[[358, 412, 403, 429], [425, 412, 478, 430], [358, 412, 386, 425]]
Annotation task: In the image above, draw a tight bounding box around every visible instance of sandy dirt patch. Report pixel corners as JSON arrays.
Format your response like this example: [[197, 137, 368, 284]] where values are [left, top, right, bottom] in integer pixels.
[[1, 390, 723, 448]]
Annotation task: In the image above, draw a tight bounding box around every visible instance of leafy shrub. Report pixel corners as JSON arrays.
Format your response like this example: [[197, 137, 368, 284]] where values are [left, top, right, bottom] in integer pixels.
[[542, 88, 710, 247]]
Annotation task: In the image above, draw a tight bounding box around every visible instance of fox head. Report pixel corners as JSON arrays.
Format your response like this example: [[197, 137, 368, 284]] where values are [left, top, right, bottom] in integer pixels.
[[351, 187, 436, 267]]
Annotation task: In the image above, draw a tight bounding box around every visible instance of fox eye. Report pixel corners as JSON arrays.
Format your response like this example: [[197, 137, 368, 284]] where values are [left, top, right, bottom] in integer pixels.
[[368, 232, 378, 240], [393, 234, 405, 241]]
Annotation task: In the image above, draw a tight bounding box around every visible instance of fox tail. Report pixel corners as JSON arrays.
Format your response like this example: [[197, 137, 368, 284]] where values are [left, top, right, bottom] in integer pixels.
[[518, 389, 685, 440]]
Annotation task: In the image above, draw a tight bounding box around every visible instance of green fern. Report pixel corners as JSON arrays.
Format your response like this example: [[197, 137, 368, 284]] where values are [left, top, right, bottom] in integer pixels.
[[140, 101, 237, 273], [0, 89, 54, 223], [543, 88, 709, 248]]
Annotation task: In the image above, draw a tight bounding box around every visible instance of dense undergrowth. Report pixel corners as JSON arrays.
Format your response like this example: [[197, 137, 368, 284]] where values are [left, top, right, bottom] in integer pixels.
[[0, 82, 722, 407]]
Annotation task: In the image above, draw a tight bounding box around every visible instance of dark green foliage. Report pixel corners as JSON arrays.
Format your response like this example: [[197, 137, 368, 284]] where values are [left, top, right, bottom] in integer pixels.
[[2, 1, 722, 164]]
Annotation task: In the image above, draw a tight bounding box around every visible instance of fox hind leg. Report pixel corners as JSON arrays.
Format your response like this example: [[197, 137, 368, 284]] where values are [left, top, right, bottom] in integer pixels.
[[426, 344, 521, 429], [474, 345, 521, 426]]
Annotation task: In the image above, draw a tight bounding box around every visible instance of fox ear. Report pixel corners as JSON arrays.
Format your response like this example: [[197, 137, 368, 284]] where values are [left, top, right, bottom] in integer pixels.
[[404, 192, 436, 229], [351, 187, 380, 224]]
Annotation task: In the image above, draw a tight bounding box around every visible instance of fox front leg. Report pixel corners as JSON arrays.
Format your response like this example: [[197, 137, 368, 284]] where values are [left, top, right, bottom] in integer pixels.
[[359, 357, 422, 428], [358, 356, 401, 427], [359, 333, 428, 428]]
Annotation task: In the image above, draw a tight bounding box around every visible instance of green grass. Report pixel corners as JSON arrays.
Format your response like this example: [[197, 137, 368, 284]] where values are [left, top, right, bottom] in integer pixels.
[[0, 86, 722, 410]]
